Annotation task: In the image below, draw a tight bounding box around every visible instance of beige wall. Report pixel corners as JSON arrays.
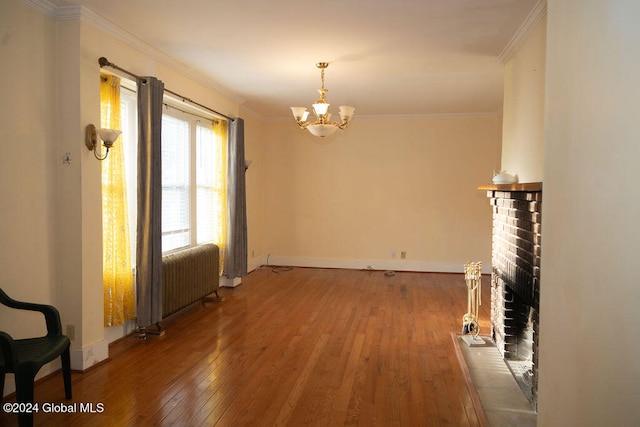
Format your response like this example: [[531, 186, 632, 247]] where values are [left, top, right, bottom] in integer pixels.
[[241, 106, 267, 272], [0, 0, 60, 392], [501, 14, 546, 182], [538, 0, 640, 424], [263, 115, 501, 272]]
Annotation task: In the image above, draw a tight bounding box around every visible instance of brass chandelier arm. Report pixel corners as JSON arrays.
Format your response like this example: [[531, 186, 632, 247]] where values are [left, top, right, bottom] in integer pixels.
[[294, 118, 352, 130]]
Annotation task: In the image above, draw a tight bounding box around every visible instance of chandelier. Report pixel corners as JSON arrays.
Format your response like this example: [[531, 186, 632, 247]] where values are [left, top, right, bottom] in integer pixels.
[[290, 62, 355, 138]]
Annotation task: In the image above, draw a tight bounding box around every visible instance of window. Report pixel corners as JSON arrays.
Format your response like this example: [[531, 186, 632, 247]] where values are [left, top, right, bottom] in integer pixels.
[[161, 113, 191, 251], [161, 108, 224, 253], [120, 87, 138, 264], [119, 85, 226, 256], [196, 124, 225, 244]]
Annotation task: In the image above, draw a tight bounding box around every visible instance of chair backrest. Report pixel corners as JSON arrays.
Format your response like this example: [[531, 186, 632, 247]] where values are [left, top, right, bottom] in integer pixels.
[[0, 288, 28, 309], [0, 288, 63, 337], [0, 288, 12, 305]]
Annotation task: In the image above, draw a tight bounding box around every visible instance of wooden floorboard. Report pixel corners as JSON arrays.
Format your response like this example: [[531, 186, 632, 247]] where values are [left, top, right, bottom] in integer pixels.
[[1, 267, 491, 426]]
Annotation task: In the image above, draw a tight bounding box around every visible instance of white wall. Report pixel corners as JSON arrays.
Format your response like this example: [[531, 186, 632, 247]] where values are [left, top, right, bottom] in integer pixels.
[[538, 0, 640, 425], [501, 14, 546, 182], [263, 114, 501, 272]]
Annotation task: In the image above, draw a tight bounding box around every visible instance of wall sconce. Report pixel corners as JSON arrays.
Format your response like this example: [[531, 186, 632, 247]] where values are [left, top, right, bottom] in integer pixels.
[[85, 124, 121, 160]]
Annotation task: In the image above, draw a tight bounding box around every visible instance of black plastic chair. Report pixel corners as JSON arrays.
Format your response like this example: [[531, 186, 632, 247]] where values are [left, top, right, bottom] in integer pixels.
[[0, 288, 72, 427]]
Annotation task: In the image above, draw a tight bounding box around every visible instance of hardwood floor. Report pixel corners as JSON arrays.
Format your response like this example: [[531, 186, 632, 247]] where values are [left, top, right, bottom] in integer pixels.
[[1, 267, 492, 426]]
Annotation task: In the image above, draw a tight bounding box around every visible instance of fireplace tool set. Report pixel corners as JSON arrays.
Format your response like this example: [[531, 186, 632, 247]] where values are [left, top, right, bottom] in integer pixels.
[[461, 261, 483, 344]]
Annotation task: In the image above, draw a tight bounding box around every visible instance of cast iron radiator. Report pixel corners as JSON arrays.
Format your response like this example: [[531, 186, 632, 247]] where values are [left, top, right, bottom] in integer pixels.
[[161, 243, 220, 318]]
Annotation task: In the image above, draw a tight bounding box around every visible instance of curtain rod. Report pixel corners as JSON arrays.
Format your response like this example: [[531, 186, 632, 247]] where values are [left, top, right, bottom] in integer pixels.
[[98, 57, 234, 122]]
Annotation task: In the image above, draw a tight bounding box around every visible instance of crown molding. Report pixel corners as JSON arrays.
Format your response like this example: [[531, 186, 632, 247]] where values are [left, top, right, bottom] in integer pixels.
[[21, 0, 57, 17], [21, 0, 245, 106], [265, 110, 502, 122], [498, 0, 547, 64], [355, 111, 503, 120], [55, 4, 83, 20]]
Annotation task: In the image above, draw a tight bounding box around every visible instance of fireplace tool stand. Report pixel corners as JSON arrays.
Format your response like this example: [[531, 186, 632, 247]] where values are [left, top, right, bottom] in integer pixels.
[[461, 261, 484, 346]]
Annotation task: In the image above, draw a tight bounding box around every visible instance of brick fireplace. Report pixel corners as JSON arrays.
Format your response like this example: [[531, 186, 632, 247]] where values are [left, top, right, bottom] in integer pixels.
[[479, 182, 542, 409]]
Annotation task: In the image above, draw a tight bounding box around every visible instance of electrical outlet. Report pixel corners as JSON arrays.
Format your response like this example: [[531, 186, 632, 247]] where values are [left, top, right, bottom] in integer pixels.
[[391, 250, 396, 258], [401, 251, 406, 259], [66, 324, 76, 341]]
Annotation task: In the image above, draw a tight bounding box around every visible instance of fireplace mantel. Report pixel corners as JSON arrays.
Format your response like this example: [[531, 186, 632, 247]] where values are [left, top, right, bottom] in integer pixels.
[[477, 182, 542, 192]]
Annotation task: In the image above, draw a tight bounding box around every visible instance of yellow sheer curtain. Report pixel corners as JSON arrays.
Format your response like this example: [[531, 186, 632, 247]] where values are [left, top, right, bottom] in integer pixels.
[[101, 75, 135, 326], [213, 119, 228, 273]]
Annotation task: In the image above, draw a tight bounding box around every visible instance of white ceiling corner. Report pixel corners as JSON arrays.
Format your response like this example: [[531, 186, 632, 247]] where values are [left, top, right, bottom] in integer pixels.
[[498, 0, 548, 63]]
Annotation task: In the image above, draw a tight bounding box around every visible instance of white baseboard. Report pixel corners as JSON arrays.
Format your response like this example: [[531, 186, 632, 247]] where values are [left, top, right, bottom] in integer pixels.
[[261, 255, 491, 275], [220, 276, 243, 288], [104, 319, 137, 345], [248, 256, 266, 274], [69, 338, 109, 371]]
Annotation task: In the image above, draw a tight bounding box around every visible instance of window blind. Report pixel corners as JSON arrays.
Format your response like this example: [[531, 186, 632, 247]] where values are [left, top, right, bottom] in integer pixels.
[[162, 114, 191, 251]]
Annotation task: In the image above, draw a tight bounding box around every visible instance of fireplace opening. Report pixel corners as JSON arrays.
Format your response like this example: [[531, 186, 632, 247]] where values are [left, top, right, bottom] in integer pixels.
[[493, 276, 538, 406]]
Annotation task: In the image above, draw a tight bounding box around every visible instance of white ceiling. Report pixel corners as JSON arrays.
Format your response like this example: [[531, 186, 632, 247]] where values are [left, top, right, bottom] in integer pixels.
[[48, 0, 539, 118]]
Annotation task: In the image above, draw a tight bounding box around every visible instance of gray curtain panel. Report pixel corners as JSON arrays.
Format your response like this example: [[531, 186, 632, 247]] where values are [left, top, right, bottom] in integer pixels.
[[224, 118, 248, 278], [136, 76, 164, 328]]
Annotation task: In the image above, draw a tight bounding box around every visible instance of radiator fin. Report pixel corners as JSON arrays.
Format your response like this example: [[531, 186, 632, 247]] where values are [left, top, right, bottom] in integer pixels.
[[161, 243, 220, 318]]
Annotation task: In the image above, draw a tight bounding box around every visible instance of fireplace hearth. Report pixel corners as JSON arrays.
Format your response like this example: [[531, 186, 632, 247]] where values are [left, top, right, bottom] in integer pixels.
[[479, 182, 542, 410]]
